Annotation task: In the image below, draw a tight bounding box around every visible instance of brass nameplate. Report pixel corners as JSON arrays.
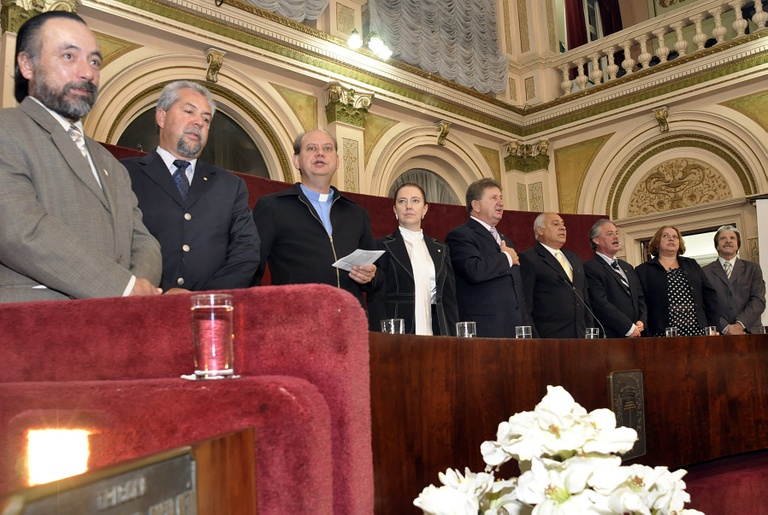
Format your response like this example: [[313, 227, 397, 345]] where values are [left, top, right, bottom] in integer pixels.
[[8, 452, 196, 514], [607, 369, 646, 460]]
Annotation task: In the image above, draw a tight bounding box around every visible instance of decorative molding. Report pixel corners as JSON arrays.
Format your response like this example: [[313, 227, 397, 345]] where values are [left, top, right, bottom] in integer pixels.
[[528, 182, 544, 212], [272, 83, 317, 134], [524, 77, 535, 102], [1, 0, 75, 34], [435, 120, 451, 146], [342, 137, 358, 192], [504, 139, 550, 173], [336, 3, 355, 35], [516, 183, 528, 211], [517, 0, 530, 54], [721, 89, 768, 133], [363, 113, 399, 167], [325, 81, 372, 127], [555, 134, 612, 214], [748, 237, 759, 263], [608, 134, 756, 219], [627, 158, 732, 217], [95, 31, 142, 68], [653, 105, 669, 133], [204, 48, 226, 83], [476, 144, 502, 184], [546, 0, 557, 54]]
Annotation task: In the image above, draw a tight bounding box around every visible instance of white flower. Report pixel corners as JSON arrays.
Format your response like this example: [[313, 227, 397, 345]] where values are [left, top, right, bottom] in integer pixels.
[[417, 386, 702, 515], [413, 484, 479, 515]]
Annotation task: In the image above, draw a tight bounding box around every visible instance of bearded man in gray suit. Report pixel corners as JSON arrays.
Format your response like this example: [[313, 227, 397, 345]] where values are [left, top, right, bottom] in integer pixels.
[[0, 11, 161, 302]]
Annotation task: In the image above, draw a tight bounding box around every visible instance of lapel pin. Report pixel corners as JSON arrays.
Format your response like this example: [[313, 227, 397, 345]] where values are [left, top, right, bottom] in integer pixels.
[[103, 169, 109, 176]]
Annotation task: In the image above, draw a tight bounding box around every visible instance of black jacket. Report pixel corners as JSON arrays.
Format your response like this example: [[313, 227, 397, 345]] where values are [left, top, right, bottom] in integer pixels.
[[368, 229, 459, 335], [636, 255, 720, 337], [252, 184, 375, 305], [123, 151, 260, 292], [584, 255, 647, 338]]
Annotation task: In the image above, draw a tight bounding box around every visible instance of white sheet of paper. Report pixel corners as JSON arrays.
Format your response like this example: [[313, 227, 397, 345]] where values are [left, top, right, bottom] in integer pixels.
[[332, 249, 385, 271]]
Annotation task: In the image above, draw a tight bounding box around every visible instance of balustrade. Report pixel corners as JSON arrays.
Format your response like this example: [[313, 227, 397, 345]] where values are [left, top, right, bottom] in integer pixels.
[[554, 0, 767, 98]]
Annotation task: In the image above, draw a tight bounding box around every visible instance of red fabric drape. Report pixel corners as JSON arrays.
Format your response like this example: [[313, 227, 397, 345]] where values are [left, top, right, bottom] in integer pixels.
[[565, 0, 587, 50], [599, 0, 623, 37]]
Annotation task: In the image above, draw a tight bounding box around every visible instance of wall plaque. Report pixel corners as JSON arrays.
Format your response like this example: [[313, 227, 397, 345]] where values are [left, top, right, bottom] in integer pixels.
[[608, 369, 646, 460]]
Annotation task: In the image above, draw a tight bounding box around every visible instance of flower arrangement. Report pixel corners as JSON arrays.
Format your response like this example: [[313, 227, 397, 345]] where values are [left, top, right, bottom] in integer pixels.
[[414, 385, 703, 515]]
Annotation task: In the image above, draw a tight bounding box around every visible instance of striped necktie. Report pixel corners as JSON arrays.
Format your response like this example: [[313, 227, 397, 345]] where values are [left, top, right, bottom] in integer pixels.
[[611, 259, 630, 290], [489, 226, 501, 246], [173, 159, 191, 201], [723, 261, 732, 280]]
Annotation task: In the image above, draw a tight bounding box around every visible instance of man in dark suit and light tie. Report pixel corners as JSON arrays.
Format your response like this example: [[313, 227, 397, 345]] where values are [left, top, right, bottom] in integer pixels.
[[583, 219, 647, 338], [0, 11, 162, 302], [122, 81, 260, 292], [445, 178, 529, 338], [519, 212, 591, 338], [702, 225, 766, 334]]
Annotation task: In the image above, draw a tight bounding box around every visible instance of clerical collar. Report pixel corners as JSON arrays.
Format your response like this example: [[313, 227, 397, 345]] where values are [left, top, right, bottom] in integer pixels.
[[300, 184, 334, 203]]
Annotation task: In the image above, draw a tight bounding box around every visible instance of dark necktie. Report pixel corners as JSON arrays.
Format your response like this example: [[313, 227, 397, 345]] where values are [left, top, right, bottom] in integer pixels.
[[173, 159, 191, 201], [611, 259, 630, 290]]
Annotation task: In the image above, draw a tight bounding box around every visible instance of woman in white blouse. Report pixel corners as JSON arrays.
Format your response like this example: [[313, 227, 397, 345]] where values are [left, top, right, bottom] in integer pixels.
[[368, 183, 459, 335]]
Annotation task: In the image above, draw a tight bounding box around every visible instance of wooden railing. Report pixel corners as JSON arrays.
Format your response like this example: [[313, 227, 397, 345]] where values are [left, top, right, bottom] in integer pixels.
[[370, 332, 768, 514]]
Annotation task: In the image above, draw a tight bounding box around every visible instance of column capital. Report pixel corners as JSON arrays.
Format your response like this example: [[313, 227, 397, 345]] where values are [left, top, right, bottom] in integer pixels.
[[324, 81, 373, 127]]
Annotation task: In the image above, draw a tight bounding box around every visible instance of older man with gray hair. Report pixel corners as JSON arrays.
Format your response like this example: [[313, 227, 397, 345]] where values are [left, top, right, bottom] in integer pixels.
[[583, 219, 647, 338], [519, 212, 592, 338], [702, 225, 766, 334]]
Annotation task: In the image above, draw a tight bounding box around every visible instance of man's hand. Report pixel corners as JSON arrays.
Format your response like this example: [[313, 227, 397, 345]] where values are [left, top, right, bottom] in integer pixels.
[[500, 241, 520, 266], [726, 323, 746, 335], [350, 264, 376, 284], [165, 288, 190, 295], [130, 278, 162, 296]]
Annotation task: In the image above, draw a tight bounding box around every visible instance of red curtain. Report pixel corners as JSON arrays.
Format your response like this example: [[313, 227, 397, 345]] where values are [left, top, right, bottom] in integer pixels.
[[599, 0, 623, 37], [565, 0, 587, 50]]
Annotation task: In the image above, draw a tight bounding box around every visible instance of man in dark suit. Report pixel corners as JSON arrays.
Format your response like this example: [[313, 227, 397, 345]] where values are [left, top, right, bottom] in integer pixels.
[[702, 225, 766, 334], [0, 11, 161, 302], [519, 212, 591, 338], [445, 178, 529, 338], [122, 81, 259, 292], [583, 219, 647, 338]]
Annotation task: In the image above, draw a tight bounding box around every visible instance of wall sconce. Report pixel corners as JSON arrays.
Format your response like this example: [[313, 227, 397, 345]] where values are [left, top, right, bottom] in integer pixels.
[[348, 29, 393, 60]]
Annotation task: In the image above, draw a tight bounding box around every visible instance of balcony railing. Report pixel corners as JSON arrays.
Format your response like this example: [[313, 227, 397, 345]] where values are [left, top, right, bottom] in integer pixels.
[[551, 0, 768, 99]]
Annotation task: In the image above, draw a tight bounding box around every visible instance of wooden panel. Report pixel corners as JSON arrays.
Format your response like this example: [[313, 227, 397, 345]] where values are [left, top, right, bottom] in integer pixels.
[[194, 427, 258, 515], [370, 333, 768, 514]]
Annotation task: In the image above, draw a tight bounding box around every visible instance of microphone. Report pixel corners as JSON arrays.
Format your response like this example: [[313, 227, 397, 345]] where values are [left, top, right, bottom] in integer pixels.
[[559, 276, 607, 339]]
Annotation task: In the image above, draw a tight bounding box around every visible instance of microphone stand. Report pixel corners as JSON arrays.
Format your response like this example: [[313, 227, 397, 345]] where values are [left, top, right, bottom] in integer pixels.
[[560, 276, 607, 339]]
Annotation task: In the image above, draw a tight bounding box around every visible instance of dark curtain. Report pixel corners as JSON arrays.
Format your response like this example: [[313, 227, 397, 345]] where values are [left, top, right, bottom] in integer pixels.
[[599, 0, 623, 36], [565, 0, 587, 50]]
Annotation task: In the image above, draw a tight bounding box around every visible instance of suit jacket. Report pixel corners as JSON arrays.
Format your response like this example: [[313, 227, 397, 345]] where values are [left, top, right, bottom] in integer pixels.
[[445, 218, 529, 338], [368, 229, 459, 335], [252, 184, 376, 305], [702, 258, 766, 334], [584, 255, 647, 338], [0, 98, 161, 302], [122, 151, 260, 291], [636, 256, 720, 337], [519, 242, 591, 339]]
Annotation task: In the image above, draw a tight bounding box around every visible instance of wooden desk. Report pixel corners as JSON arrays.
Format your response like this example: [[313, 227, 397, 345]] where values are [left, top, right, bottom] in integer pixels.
[[370, 333, 768, 514]]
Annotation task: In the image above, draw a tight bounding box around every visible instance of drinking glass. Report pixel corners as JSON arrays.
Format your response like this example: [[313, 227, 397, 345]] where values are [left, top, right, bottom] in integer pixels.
[[191, 293, 235, 378]]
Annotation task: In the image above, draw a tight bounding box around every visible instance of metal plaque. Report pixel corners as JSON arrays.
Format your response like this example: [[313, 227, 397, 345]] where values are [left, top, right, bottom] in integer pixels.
[[607, 369, 646, 460], [11, 452, 197, 515]]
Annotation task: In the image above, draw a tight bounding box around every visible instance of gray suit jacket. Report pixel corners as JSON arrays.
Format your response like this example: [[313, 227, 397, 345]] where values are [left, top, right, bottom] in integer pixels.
[[702, 258, 766, 334], [0, 98, 161, 302]]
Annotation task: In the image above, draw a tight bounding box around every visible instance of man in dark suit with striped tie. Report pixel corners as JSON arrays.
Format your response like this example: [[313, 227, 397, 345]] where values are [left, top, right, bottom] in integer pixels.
[[445, 178, 530, 338], [583, 219, 647, 338]]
